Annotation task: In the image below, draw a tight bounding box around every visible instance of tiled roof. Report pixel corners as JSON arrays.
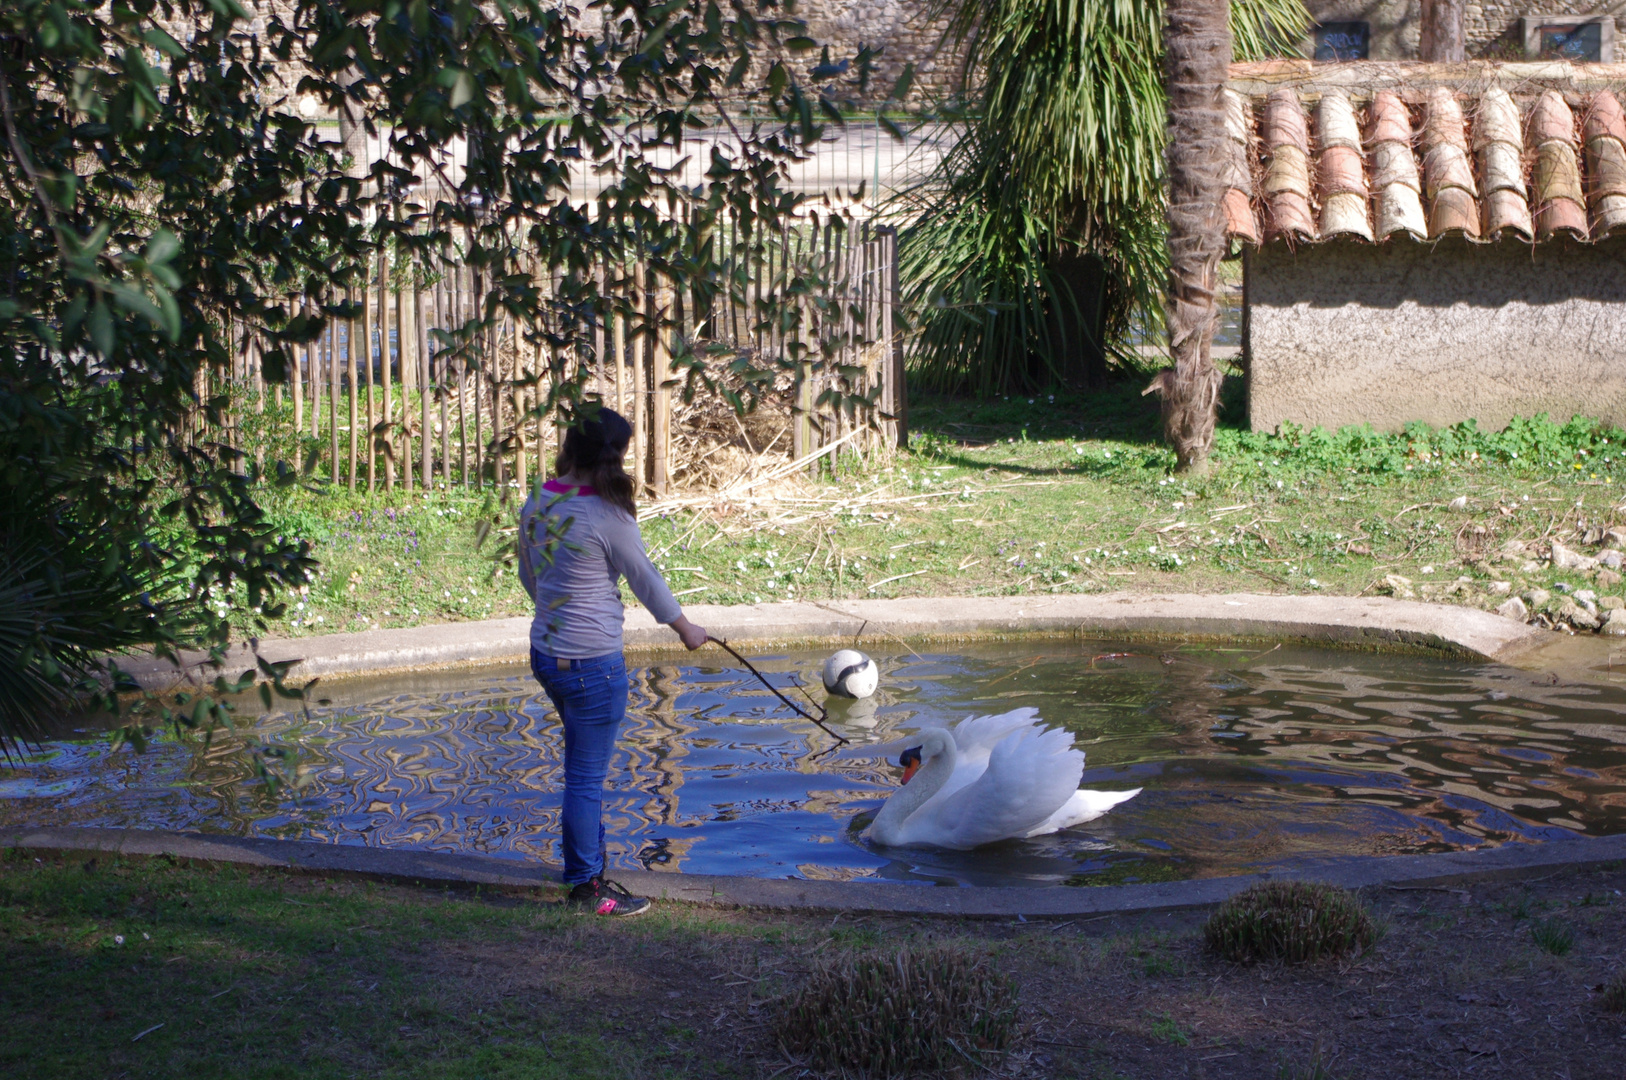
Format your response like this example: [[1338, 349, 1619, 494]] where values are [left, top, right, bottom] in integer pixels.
[[1222, 82, 1626, 245]]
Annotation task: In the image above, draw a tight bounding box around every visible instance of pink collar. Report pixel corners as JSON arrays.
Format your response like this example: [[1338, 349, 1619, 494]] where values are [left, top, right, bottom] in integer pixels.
[[543, 478, 598, 496]]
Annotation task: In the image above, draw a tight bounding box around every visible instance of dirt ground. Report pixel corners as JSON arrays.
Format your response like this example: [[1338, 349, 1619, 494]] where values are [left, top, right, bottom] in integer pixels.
[[403, 862, 1626, 1079]]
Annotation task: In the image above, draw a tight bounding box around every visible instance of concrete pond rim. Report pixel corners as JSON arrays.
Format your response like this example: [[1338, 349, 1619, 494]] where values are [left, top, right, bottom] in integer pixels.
[[5, 825, 1626, 921], [113, 591, 1572, 692]]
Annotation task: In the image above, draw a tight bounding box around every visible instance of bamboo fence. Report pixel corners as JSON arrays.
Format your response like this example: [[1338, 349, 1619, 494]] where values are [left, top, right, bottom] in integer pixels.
[[218, 208, 904, 498]]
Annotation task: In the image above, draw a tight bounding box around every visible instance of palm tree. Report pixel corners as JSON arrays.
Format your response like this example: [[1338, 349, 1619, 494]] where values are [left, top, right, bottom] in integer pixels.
[[1148, 0, 1234, 473], [900, 0, 1307, 414]]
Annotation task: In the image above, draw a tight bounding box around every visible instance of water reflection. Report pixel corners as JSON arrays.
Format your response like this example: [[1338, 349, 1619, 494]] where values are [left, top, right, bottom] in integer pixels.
[[5, 641, 1626, 886]]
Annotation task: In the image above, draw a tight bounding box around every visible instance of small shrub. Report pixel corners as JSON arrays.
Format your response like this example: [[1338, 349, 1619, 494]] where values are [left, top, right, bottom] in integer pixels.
[[771, 945, 1019, 1078], [1601, 970, 1626, 1012], [1148, 1013, 1190, 1045], [1204, 881, 1376, 965], [1277, 1042, 1338, 1080], [1530, 916, 1575, 956]]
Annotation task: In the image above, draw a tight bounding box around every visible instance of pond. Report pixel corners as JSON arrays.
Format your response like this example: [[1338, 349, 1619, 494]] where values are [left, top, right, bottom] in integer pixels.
[[4, 640, 1625, 887]]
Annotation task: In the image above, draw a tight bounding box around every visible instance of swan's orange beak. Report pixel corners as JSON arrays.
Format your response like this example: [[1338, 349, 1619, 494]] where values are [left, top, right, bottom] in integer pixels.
[[899, 746, 922, 784]]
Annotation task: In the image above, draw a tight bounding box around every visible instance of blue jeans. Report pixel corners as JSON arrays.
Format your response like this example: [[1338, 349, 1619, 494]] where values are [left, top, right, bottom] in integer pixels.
[[530, 648, 629, 885]]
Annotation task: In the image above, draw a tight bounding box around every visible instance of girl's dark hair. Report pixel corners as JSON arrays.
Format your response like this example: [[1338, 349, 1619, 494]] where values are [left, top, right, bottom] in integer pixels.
[[555, 408, 637, 517]]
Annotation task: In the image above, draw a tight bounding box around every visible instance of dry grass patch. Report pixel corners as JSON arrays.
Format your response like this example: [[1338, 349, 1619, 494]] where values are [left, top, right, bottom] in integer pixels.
[[770, 945, 1019, 1078], [1204, 881, 1376, 965]]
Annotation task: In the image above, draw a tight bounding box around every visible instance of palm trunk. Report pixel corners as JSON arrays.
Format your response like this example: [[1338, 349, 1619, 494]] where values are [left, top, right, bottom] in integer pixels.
[[1151, 0, 1232, 474]]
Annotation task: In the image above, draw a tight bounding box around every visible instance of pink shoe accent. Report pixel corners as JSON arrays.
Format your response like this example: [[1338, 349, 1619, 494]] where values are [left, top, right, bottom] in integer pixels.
[[596, 898, 618, 915]]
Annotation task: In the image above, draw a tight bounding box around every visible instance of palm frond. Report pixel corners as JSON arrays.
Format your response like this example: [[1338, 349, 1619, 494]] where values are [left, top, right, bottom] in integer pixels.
[[899, 0, 1310, 394]]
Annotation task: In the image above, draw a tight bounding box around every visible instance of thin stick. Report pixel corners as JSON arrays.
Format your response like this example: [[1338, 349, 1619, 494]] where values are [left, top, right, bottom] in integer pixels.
[[708, 637, 847, 744]]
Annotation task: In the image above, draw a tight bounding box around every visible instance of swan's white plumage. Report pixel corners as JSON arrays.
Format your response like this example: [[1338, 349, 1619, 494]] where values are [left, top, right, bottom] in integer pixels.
[[865, 708, 1141, 850]]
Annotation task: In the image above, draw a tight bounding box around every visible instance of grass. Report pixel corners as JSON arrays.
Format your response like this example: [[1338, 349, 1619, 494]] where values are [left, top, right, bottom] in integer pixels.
[[769, 945, 1018, 1077], [1604, 970, 1626, 1012], [1203, 881, 1377, 965], [6, 853, 1626, 1078], [1147, 1012, 1191, 1045], [0, 850, 747, 1080], [1531, 916, 1577, 956], [211, 369, 1626, 642]]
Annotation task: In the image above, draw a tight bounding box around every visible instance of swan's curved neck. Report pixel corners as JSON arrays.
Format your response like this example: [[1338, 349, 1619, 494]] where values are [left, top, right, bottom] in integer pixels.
[[870, 731, 955, 845]]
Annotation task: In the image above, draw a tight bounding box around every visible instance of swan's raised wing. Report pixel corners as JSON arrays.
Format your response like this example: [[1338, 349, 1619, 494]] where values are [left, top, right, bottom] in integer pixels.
[[951, 708, 1041, 755], [927, 725, 1084, 849]]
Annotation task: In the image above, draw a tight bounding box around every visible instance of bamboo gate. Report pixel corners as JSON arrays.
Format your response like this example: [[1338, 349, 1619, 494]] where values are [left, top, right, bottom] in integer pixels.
[[221, 208, 904, 499]]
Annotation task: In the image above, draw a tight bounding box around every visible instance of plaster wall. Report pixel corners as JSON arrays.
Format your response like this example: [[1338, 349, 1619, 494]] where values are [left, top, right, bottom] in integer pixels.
[[1247, 237, 1626, 433]]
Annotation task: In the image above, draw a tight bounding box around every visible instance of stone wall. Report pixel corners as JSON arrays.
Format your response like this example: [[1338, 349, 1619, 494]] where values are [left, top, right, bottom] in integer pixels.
[[792, 0, 964, 100], [1303, 0, 1626, 59], [1246, 237, 1626, 433]]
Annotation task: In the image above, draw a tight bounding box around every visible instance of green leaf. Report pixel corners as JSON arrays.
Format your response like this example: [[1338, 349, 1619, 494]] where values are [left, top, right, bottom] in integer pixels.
[[202, 0, 251, 20], [39, 171, 77, 210], [448, 69, 475, 109], [143, 27, 186, 59], [88, 298, 114, 357], [887, 63, 915, 104], [144, 229, 179, 266]]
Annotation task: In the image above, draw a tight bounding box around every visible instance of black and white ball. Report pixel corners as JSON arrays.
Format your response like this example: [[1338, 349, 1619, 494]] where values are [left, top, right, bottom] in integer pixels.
[[822, 649, 878, 699]]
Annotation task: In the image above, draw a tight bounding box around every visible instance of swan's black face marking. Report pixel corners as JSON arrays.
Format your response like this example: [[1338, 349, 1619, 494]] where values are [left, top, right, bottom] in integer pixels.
[[825, 659, 872, 697], [899, 745, 922, 784]]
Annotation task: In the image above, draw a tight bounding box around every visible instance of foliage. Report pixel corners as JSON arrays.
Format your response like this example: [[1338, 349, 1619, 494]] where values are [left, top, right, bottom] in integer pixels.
[[898, 0, 1309, 395], [770, 945, 1019, 1077], [1218, 414, 1626, 478], [0, 0, 337, 750], [0, 0, 865, 750], [1277, 1043, 1340, 1080], [1204, 881, 1376, 964], [1603, 969, 1626, 1013], [1530, 916, 1576, 956]]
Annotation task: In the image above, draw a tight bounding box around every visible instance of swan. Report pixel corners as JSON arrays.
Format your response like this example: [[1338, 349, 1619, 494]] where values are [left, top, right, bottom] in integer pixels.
[[865, 708, 1141, 850]]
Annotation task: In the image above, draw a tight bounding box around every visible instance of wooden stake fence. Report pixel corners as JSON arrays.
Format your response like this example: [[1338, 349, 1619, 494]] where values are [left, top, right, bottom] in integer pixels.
[[219, 209, 904, 499]]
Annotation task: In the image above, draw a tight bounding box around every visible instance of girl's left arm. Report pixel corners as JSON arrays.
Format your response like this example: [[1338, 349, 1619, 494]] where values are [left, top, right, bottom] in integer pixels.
[[516, 499, 538, 601]]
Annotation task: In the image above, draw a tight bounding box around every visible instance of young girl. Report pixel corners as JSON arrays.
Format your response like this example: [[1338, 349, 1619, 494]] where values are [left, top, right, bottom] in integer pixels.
[[517, 408, 708, 916]]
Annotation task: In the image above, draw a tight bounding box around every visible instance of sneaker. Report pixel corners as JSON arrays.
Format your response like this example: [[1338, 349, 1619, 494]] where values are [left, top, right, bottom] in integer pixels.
[[567, 877, 651, 917]]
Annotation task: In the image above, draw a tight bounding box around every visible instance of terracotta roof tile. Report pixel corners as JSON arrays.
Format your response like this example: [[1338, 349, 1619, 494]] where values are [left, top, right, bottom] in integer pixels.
[[1585, 92, 1626, 237], [1529, 91, 1588, 241], [1222, 74, 1626, 247], [1221, 90, 1260, 244], [1262, 90, 1315, 241]]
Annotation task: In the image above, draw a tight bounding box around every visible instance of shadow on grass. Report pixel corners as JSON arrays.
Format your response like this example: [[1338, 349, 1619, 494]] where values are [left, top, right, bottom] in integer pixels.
[[905, 370, 1247, 475], [0, 853, 745, 1080]]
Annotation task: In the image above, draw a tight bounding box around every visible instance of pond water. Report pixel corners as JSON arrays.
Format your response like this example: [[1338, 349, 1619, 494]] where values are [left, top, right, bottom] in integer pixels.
[[5, 640, 1626, 887]]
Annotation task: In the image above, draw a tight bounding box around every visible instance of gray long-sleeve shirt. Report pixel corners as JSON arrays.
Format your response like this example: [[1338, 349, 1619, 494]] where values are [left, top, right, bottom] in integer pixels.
[[516, 481, 683, 658]]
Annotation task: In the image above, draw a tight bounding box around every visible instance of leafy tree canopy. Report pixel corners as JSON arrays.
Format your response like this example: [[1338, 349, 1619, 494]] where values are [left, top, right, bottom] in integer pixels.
[[0, 0, 869, 751]]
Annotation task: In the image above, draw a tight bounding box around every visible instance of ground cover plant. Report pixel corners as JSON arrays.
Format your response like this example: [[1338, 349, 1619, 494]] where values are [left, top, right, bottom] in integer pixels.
[[1203, 881, 1376, 965], [223, 369, 1626, 641], [4, 851, 1626, 1079], [771, 945, 1018, 1076]]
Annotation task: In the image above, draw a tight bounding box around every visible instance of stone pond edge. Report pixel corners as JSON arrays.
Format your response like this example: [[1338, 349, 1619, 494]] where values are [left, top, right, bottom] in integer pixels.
[[117, 592, 1551, 690], [5, 825, 1625, 920]]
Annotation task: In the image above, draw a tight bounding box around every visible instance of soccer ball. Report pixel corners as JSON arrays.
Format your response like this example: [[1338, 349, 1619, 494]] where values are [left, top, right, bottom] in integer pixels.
[[821, 649, 878, 699]]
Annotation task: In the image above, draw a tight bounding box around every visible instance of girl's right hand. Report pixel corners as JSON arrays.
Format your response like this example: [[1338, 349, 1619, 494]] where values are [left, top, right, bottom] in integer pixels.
[[671, 615, 708, 651]]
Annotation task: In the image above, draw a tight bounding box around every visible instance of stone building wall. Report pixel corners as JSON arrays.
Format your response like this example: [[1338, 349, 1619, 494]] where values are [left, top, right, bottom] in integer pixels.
[[1303, 0, 1626, 60]]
